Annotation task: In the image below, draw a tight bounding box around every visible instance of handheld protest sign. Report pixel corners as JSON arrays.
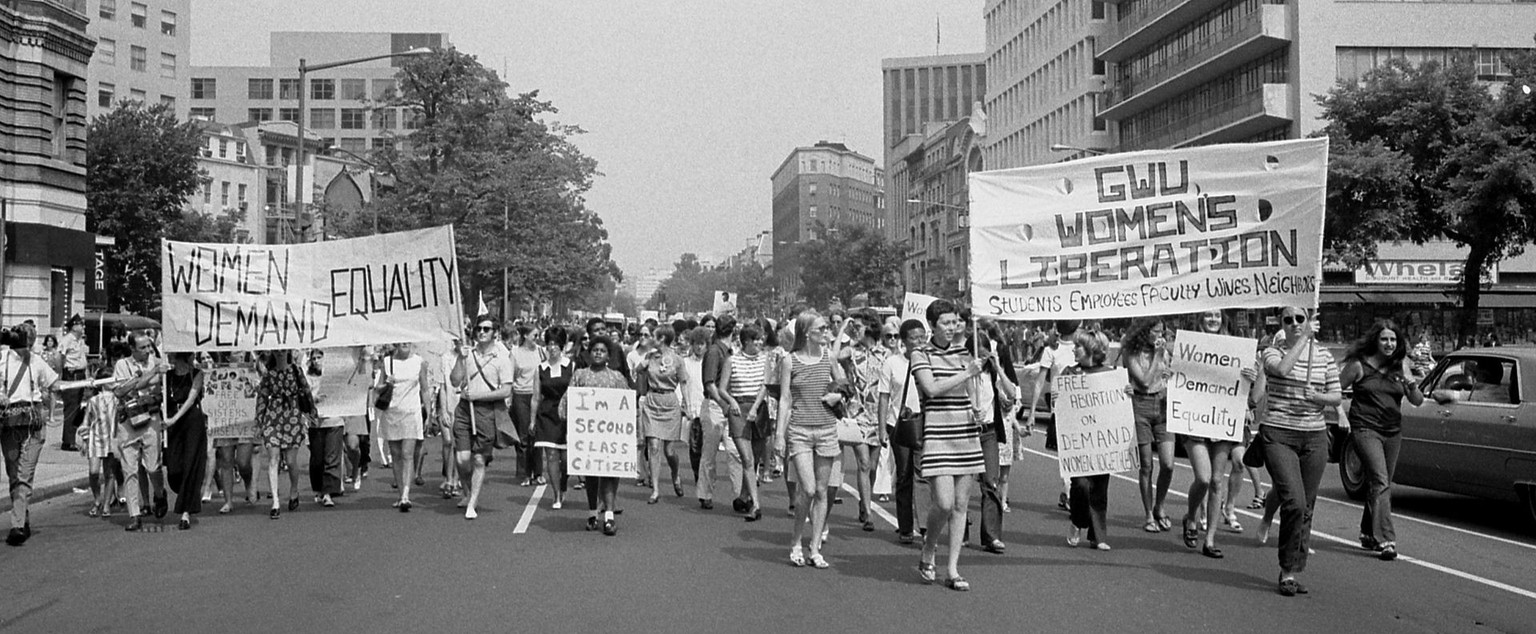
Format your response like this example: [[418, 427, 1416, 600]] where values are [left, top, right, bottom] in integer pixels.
[[566, 387, 638, 478], [1054, 368, 1138, 480], [1165, 330, 1254, 442]]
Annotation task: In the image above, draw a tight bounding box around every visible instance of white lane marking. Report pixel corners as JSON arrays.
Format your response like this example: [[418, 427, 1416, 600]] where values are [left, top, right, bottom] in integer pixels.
[[513, 484, 546, 534], [1021, 446, 1536, 602], [841, 483, 899, 528], [1158, 445, 1536, 551]]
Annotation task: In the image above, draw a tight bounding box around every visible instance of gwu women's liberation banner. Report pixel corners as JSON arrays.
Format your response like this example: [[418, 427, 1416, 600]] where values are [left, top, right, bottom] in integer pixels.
[[160, 226, 463, 352], [969, 138, 1327, 321]]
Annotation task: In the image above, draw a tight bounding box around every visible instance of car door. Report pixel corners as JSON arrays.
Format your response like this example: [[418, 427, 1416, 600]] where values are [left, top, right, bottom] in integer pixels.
[[1395, 357, 1453, 488], [1430, 354, 1522, 500]]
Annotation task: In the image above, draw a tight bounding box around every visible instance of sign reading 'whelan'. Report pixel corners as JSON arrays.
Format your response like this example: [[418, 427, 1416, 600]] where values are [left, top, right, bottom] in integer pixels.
[[968, 138, 1327, 321], [160, 226, 464, 352]]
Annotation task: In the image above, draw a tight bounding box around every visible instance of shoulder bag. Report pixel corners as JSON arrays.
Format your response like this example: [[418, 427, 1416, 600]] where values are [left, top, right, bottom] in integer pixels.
[[374, 357, 395, 410], [892, 362, 924, 450]]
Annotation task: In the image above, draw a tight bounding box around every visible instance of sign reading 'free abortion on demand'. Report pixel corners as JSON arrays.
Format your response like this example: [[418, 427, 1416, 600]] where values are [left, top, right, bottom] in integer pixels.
[[160, 226, 463, 352], [566, 387, 638, 478], [968, 138, 1327, 321], [1054, 368, 1138, 479], [1166, 331, 1254, 443]]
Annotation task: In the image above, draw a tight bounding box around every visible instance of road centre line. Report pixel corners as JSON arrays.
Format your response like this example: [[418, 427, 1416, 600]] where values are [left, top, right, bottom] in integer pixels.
[[1021, 446, 1536, 602], [842, 483, 900, 529], [513, 484, 546, 534]]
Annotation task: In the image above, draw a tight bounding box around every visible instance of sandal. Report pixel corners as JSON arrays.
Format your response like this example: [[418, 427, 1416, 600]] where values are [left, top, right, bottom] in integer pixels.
[[1067, 526, 1083, 548], [1143, 519, 1161, 533], [1247, 495, 1265, 510], [86, 506, 99, 518], [218, 502, 232, 515], [945, 576, 971, 592], [1155, 512, 1173, 532], [1202, 544, 1225, 559], [1223, 512, 1244, 533], [809, 553, 830, 569], [789, 545, 807, 567], [1182, 517, 1200, 549], [916, 558, 937, 584]]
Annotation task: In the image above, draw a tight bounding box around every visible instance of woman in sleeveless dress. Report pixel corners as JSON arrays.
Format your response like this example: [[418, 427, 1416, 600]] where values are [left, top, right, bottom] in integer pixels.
[[376, 343, 428, 512], [163, 352, 207, 530], [534, 327, 574, 509]]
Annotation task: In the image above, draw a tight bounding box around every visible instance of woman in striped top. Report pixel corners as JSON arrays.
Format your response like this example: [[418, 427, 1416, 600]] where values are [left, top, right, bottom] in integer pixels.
[[1260, 306, 1341, 597], [774, 311, 842, 569], [912, 299, 988, 592], [723, 323, 770, 521]]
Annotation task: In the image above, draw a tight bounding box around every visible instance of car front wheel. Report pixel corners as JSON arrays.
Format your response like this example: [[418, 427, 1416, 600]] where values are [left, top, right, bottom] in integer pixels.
[[1338, 434, 1367, 501]]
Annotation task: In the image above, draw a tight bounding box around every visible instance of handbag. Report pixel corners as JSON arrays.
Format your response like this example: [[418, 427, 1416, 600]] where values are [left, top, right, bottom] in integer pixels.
[[374, 358, 395, 411], [892, 363, 924, 450], [1244, 422, 1267, 469]]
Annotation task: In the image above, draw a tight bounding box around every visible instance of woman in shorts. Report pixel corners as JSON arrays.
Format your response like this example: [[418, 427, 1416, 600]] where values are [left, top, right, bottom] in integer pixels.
[[775, 310, 841, 569], [1122, 317, 1175, 534]]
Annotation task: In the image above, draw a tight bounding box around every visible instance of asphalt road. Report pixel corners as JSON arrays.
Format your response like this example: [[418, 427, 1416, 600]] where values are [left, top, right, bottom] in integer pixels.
[[3, 433, 1534, 634]]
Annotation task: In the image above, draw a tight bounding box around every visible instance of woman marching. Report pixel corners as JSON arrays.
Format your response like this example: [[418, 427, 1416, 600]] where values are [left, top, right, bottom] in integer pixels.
[[533, 327, 574, 509], [448, 316, 515, 520], [722, 322, 770, 521], [912, 299, 989, 591], [1339, 320, 1423, 561], [775, 310, 842, 568], [162, 352, 208, 530], [564, 336, 633, 535], [255, 349, 313, 520], [640, 326, 688, 504], [377, 343, 429, 512], [1179, 310, 1257, 558], [1260, 306, 1342, 596], [1063, 330, 1119, 550], [1122, 318, 1177, 534]]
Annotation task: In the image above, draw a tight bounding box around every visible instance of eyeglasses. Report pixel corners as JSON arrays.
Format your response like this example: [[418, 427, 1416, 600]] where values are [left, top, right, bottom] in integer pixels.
[[476, 326, 496, 332], [882, 334, 899, 341], [1281, 315, 1307, 325]]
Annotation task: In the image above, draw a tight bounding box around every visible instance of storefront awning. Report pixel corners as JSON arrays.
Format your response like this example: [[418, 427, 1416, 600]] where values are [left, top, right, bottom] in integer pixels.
[[1357, 291, 1453, 304], [1471, 294, 1536, 308], [1319, 291, 1363, 304]]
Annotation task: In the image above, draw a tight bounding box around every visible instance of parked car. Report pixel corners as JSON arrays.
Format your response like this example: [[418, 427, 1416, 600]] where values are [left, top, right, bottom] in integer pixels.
[[1338, 347, 1536, 527]]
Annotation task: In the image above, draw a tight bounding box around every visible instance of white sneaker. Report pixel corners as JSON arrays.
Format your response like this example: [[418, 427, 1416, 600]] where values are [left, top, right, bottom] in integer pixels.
[[465, 507, 478, 520], [552, 500, 563, 509]]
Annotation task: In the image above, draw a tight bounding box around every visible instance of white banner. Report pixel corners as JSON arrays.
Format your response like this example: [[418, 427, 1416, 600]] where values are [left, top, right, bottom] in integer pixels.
[[712, 290, 738, 316], [1055, 368, 1138, 479], [311, 347, 373, 420], [204, 364, 259, 440], [566, 387, 638, 478], [160, 226, 463, 352], [900, 291, 938, 323], [969, 138, 1327, 321], [1166, 331, 1253, 442]]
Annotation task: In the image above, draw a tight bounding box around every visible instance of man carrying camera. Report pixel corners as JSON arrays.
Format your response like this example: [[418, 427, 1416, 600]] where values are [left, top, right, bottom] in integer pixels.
[[2, 324, 60, 546]]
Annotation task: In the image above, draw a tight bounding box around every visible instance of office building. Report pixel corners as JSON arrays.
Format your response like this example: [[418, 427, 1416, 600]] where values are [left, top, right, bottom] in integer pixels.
[[881, 53, 986, 242], [187, 32, 448, 153], [897, 119, 983, 297], [0, 0, 98, 328], [188, 121, 265, 244], [982, 0, 1112, 169], [86, 0, 191, 120], [770, 141, 884, 301], [1093, 0, 1536, 343]]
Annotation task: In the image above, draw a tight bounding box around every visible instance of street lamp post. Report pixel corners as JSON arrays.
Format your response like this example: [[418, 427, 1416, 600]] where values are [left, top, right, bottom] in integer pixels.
[[294, 47, 432, 242], [1048, 143, 1107, 157]]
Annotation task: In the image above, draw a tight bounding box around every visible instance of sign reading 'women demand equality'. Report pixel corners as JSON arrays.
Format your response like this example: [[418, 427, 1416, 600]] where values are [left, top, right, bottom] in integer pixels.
[[968, 138, 1327, 321], [160, 226, 464, 352]]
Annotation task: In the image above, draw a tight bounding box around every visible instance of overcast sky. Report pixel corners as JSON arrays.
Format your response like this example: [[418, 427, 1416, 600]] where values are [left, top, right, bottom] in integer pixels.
[[192, 0, 985, 280]]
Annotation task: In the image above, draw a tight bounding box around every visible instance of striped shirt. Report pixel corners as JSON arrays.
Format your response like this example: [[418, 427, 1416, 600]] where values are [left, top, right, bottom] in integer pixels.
[[1261, 341, 1340, 432], [911, 339, 985, 476], [727, 351, 767, 402], [788, 351, 837, 427]]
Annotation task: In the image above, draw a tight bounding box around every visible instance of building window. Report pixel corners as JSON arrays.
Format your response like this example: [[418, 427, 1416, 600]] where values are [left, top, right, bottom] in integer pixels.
[[99, 0, 115, 19], [130, 2, 146, 28], [340, 108, 366, 129], [130, 89, 146, 103], [248, 78, 273, 100], [309, 108, 336, 129], [310, 78, 334, 100], [279, 78, 301, 100], [339, 137, 366, 153], [97, 38, 115, 65], [189, 107, 214, 120], [248, 108, 273, 123], [160, 10, 176, 35], [51, 73, 71, 157], [190, 77, 215, 99], [202, 180, 211, 204], [372, 79, 396, 100], [278, 107, 300, 122], [809, 205, 818, 218], [96, 84, 116, 109], [238, 183, 248, 205], [130, 45, 147, 72], [220, 181, 230, 206], [160, 52, 176, 79], [403, 109, 423, 129], [339, 79, 367, 101], [160, 95, 174, 108], [218, 139, 229, 158], [371, 137, 395, 151], [372, 108, 397, 129]]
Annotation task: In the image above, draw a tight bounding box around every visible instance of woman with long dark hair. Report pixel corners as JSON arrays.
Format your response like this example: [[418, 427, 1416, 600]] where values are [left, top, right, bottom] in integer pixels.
[[1340, 320, 1423, 561], [256, 349, 311, 519], [162, 352, 207, 529], [533, 327, 573, 508], [1122, 317, 1176, 534], [1260, 306, 1341, 596]]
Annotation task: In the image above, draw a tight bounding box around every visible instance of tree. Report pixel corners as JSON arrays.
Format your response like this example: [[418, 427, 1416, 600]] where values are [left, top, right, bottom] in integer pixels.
[[1317, 54, 1536, 341], [86, 101, 206, 316], [647, 253, 711, 314], [340, 48, 621, 317], [721, 261, 776, 318], [798, 220, 905, 309]]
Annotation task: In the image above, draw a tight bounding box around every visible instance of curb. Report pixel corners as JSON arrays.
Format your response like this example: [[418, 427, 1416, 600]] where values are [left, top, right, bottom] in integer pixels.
[[0, 475, 91, 515]]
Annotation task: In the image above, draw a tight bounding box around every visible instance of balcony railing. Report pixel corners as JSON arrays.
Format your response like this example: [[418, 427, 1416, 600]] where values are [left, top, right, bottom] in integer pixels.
[[1112, 0, 1198, 44], [1118, 85, 1278, 151], [1105, 8, 1265, 109]]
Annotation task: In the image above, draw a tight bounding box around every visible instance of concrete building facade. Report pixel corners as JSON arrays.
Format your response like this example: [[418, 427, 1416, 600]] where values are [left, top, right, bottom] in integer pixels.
[[86, 0, 189, 120], [0, 0, 98, 329], [897, 119, 983, 298], [187, 32, 448, 154], [189, 120, 265, 244], [770, 141, 884, 301], [881, 53, 986, 242]]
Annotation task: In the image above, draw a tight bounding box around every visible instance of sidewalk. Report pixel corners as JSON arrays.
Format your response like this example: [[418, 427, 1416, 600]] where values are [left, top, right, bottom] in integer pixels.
[[0, 425, 90, 514]]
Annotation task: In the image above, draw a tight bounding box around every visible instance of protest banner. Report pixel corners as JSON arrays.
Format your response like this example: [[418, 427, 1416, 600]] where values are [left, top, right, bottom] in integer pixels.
[[969, 138, 1327, 321], [1054, 368, 1138, 479], [566, 386, 638, 478], [1166, 331, 1254, 442], [901, 291, 938, 322], [204, 363, 259, 440], [712, 290, 738, 316], [311, 347, 373, 420], [160, 226, 463, 352]]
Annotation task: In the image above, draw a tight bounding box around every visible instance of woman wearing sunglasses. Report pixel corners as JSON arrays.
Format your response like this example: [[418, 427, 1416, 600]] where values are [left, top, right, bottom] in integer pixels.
[[1259, 307, 1341, 596], [447, 316, 516, 520]]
